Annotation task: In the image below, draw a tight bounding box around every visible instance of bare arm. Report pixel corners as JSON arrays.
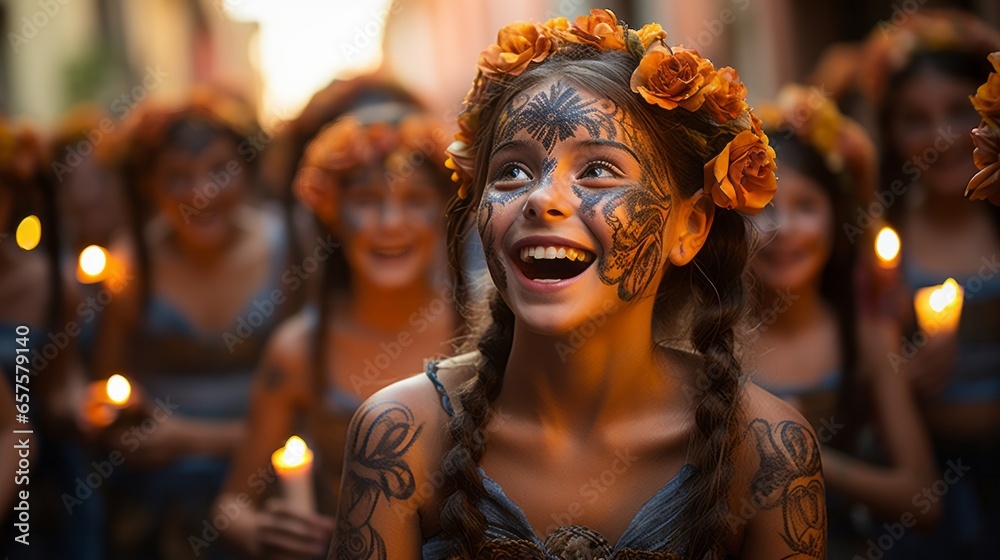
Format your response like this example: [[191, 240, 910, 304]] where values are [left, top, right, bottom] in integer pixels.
[[216, 319, 332, 558], [738, 391, 827, 559], [329, 398, 425, 560]]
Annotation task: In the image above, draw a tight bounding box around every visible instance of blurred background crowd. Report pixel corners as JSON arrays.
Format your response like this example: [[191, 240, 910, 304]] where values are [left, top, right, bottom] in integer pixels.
[[1, 0, 999, 559]]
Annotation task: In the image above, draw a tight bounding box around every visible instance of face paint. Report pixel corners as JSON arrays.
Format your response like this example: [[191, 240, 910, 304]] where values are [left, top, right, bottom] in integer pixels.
[[479, 79, 674, 308]]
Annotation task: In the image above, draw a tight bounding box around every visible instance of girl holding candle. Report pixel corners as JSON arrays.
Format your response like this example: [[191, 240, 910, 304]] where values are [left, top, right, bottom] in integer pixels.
[[91, 89, 296, 559], [748, 85, 939, 556], [215, 84, 460, 559], [861, 11, 1000, 558], [331, 10, 825, 559]]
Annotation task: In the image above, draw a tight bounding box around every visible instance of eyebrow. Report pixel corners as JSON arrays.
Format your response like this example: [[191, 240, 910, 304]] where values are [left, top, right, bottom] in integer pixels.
[[490, 139, 535, 158], [577, 139, 643, 165]]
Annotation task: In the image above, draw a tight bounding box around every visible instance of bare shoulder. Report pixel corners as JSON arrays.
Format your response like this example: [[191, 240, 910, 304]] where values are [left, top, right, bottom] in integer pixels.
[[728, 383, 826, 558], [250, 310, 316, 395]]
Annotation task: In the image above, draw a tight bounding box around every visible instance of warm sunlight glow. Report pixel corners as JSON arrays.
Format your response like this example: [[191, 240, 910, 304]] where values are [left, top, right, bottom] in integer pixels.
[[15, 215, 41, 251], [223, 0, 393, 126]]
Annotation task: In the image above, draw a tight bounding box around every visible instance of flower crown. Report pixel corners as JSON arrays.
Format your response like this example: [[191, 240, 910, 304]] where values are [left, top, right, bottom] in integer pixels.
[[966, 51, 1000, 205], [757, 84, 876, 199], [859, 9, 1000, 104], [294, 109, 451, 211], [444, 8, 777, 215]]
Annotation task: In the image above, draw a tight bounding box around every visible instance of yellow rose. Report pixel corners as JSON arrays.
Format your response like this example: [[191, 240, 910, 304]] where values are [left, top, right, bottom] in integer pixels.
[[635, 23, 667, 51], [702, 67, 748, 123], [970, 52, 1000, 126], [966, 124, 1000, 205], [478, 22, 555, 78], [552, 9, 627, 51], [705, 130, 778, 215], [630, 45, 718, 112]]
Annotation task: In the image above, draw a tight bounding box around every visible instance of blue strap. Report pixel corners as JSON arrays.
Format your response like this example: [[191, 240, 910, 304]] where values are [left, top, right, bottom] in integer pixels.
[[425, 361, 455, 417]]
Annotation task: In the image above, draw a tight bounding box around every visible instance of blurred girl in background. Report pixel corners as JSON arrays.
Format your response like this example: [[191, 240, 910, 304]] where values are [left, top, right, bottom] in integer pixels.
[[0, 118, 101, 558], [216, 90, 460, 559], [862, 10, 1000, 558], [93, 89, 296, 559], [750, 85, 938, 556]]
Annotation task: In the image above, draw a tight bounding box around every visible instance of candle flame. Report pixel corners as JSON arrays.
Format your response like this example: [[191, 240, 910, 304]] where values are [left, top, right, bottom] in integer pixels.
[[16, 215, 41, 251], [275, 435, 312, 469], [875, 227, 901, 264], [106, 374, 131, 405], [929, 278, 959, 312], [80, 245, 109, 277]]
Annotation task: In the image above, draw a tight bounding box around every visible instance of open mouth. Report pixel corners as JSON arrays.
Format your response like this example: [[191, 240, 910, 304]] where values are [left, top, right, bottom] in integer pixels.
[[513, 244, 595, 283], [372, 247, 412, 258]]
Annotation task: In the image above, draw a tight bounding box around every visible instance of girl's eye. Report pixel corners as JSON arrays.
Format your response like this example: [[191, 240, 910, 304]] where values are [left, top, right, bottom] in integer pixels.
[[495, 163, 531, 183], [581, 161, 622, 180]]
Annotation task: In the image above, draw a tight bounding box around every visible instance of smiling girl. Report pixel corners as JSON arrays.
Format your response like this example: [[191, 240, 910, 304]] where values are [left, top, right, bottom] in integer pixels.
[[329, 10, 826, 559]]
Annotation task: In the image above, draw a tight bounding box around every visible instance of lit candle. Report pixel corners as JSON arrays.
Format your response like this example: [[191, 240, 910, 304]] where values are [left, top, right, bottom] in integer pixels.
[[15, 215, 41, 251], [914, 278, 964, 335], [77, 245, 110, 284], [874, 226, 901, 268], [84, 374, 133, 427], [271, 436, 315, 514]]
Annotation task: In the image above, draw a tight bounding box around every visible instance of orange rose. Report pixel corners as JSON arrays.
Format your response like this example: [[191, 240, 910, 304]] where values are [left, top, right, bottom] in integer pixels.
[[553, 9, 626, 51], [630, 45, 718, 112], [702, 67, 748, 123], [966, 124, 1000, 205], [635, 23, 667, 51], [705, 130, 778, 215], [970, 52, 1000, 126], [478, 22, 555, 78]]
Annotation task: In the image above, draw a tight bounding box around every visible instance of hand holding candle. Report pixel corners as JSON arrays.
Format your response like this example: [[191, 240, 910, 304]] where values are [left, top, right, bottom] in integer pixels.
[[271, 436, 315, 514], [914, 278, 964, 335]]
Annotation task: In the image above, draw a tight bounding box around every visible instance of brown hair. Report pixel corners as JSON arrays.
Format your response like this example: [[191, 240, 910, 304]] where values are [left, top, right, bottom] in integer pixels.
[[441, 45, 754, 558]]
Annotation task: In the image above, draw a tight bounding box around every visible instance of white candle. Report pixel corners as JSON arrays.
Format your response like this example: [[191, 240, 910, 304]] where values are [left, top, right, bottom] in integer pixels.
[[271, 436, 315, 514]]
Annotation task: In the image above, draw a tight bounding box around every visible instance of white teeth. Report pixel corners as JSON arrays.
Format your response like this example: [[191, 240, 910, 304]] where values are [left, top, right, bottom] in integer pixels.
[[535, 278, 561, 283], [517, 245, 595, 263]]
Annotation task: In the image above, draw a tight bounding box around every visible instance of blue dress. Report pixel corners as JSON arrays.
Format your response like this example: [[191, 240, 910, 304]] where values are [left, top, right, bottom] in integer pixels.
[[420, 362, 694, 559]]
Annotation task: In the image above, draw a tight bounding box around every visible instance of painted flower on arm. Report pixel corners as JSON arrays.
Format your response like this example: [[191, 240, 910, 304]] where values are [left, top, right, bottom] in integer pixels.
[[705, 129, 778, 215], [630, 45, 718, 113], [478, 22, 556, 78]]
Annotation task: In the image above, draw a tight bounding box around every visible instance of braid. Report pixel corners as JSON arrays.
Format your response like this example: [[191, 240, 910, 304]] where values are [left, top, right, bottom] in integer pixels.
[[438, 292, 513, 558], [679, 212, 750, 558]]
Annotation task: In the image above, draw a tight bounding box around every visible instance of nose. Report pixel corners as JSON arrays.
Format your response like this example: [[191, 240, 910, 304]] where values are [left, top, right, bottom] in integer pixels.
[[522, 167, 574, 222], [379, 198, 406, 231]]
